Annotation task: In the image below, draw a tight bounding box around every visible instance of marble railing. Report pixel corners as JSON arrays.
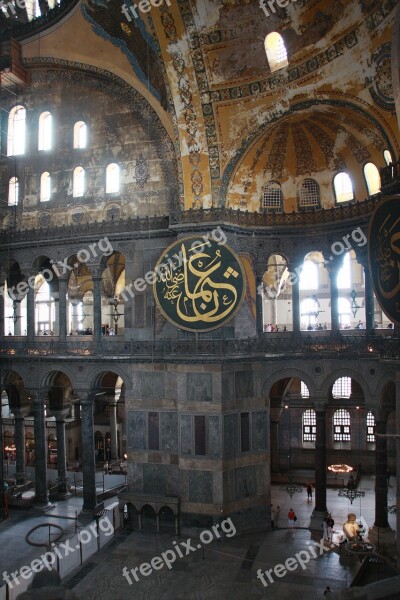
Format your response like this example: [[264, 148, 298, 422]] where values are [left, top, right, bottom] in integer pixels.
[[0, 333, 399, 359]]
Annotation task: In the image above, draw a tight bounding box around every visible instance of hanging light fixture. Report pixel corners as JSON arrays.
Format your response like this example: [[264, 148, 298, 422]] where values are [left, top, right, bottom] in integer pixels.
[[108, 297, 123, 323], [350, 288, 361, 318], [338, 488, 365, 504]]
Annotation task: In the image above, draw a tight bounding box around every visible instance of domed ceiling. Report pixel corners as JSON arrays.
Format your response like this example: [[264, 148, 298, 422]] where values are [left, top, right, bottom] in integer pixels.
[[2, 0, 400, 215], [226, 104, 393, 211]]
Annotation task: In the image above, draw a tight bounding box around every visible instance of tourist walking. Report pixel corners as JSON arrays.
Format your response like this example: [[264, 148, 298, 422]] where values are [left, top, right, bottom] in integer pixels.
[[288, 508, 296, 532], [324, 513, 334, 541], [306, 481, 313, 501]]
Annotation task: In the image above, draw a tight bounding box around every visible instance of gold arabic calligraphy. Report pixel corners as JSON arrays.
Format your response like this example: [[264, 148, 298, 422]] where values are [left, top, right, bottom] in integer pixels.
[[161, 243, 239, 324]]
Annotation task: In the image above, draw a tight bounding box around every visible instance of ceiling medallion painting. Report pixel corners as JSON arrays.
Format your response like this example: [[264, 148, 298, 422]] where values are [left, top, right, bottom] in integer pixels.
[[153, 236, 246, 332], [368, 42, 395, 111]]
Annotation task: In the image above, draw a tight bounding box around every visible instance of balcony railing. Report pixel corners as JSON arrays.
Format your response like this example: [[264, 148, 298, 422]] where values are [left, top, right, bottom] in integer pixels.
[[170, 196, 381, 228], [0, 334, 399, 360]]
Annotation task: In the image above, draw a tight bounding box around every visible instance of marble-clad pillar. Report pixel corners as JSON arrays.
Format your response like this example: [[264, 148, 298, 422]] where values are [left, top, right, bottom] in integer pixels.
[[14, 407, 29, 484], [32, 391, 51, 507], [78, 392, 97, 513]]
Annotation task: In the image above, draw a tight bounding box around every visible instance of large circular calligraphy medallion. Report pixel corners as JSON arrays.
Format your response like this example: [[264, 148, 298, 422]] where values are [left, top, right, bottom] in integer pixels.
[[153, 236, 246, 332], [368, 195, 400, 326]]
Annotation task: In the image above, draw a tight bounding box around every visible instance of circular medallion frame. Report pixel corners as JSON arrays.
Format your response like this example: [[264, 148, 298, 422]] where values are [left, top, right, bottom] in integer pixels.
[[153, 235, 246, 333], [368, 195, 400, 326]]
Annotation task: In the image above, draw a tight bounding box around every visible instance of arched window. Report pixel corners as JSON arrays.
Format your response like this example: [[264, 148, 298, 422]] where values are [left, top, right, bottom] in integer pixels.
[[38, 111, 52, 151], [25, 0, 41, 20], [73, 166, 85, 197], [261, 181, 283, 211], [7, 106, 26, 156], [301, 382, 309, 398], [302, 409, 316, 442], [367, 411, 375, 443], [334, 172, 354, 203], [383, 150, 392, 165], [300, 261, 319, 290], [333, 409, 351, 442], [332, 377, 351, 399], [364, 162, 381, 195], [300, 296, 320, 327], [338, 297, 351, 327], [40, 172, 51, 202], [337, 253, 351, 289], [264, 32, 288, 72], [298, 179, 320, 209], [74, 121, 87, 149], [8, 177, 19, 206], [106, 163, 120, 194]]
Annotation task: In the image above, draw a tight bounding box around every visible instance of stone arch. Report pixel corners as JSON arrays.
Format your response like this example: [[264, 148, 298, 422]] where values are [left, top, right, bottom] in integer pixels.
[[262, 368, 316, 400], [41, 366, 77, 392], [90, 366, 131, 391], [321, 368, 371, 404]]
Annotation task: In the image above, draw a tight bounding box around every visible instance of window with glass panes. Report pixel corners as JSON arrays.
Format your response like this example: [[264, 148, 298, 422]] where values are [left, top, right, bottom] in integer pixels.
[[333, 409, 351, 442], [303, 409, 316, 442], [366, 411, 375, 443]]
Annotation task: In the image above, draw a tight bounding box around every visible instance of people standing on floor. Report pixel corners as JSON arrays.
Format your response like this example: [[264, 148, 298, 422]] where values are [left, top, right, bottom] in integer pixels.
[[324, 513, 334, 541], [288, 508, 296, 532], [323, 586, 332, 595], [306, 481, 313, 501], [272, 505, 280, 528]]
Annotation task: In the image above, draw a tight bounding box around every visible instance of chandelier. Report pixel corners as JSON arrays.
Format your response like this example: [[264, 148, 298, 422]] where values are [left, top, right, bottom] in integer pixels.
[[328, 464, 353, 473], [280, 476, 303, 499], [338, 488, 365, 504], [108, 297, 123, 323]]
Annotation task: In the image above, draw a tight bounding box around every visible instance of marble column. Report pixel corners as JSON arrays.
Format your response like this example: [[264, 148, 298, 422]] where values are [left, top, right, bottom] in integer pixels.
[[328, 262, 340, 334], [49, 408, 70, 497], [32, 392, 50, 507], [92, 274, 103, 347], [109, 401, 118, 461], [13, 300, 22, 335], [0, 285, 4, 339], [26, 285, 35, 342], [374, 416, 389, 529], [58, 276, 68, 342], [368, 411, 395, 548], [79, 393, 97, 513], [363, 266, 375, 333], [310, 402, 327, 529], [14, 407, 29, 484], [292, 277, 300, 334], [270, 421, 280, 473], [255, 273, 264, 336]]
